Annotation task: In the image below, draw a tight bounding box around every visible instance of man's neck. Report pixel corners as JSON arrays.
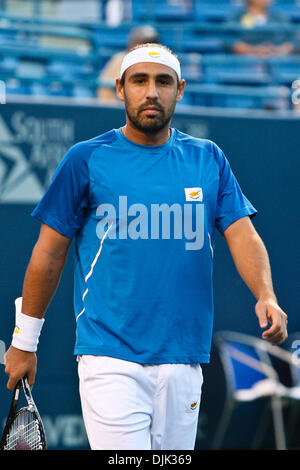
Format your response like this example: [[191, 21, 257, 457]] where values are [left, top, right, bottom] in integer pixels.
[[121, 123, 171, 146]]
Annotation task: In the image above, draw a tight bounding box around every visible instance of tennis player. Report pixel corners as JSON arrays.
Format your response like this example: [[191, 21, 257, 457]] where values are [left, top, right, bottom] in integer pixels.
[[4, 43, 288, 450]]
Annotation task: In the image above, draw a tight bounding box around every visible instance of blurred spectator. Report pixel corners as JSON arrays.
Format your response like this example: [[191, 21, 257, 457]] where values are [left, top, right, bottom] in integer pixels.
[[105, 0, 127, 26], [97, 25, 160, 102], [292, 78, 300, 113], [226, 0, 295, 56], [59, 0, 101, 23]]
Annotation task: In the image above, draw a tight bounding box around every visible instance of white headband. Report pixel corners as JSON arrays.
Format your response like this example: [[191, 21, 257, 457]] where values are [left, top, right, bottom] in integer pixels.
[[120, 46, 181, 80]]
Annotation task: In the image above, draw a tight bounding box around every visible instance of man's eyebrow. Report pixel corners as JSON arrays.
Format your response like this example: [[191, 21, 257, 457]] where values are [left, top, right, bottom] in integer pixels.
[[128, 72, 175, 81], [156, 73, 174, 81], [128, 73, 149, 80]]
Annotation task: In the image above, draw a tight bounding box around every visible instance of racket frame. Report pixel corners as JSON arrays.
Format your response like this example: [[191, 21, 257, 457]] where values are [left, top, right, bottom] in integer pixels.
[[0, 377, 47, 450], [0, 381, 22, 450]]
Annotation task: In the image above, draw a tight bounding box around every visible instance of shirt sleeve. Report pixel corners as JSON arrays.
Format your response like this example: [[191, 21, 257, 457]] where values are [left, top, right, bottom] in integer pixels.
[[212, 143, 257, 234], [31, 142, 90, 238]]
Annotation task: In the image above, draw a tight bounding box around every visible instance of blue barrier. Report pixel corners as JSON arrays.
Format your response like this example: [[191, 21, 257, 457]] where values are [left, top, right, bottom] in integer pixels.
[[0, 99, 299, 449]]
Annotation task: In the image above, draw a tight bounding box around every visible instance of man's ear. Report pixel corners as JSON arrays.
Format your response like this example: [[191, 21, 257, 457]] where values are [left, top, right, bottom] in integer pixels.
[[176, 79, 186, 103], [116, 78, 125, 101]]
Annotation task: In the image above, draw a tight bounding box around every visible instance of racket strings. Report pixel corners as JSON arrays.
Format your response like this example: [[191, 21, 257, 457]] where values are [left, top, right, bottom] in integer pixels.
[[5, 409, 42, 450], [6, 421, 37, 449]]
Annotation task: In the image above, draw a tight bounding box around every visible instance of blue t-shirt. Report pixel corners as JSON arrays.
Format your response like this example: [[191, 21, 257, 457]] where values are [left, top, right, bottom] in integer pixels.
[[32, 128, 257, 364]]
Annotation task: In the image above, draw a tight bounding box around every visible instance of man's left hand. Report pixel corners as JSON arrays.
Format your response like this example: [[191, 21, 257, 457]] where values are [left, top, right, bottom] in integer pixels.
[[255, 298, 288, 345]]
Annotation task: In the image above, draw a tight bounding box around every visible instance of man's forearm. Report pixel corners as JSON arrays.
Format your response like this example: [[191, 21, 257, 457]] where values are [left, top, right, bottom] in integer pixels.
[[224, 217, 287, 345], [21, 242, 67, 318], [233, 233, 276, 301], [4, 225, 71, 390], [224, 219, 276, 301]]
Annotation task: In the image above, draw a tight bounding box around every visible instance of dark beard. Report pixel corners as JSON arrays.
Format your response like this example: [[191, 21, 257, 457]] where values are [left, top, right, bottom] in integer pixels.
[[125, 100, 176, 134]]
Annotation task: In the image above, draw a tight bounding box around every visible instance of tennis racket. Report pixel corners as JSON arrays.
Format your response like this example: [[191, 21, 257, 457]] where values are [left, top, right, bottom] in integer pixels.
[[0, 377, 47, 450]]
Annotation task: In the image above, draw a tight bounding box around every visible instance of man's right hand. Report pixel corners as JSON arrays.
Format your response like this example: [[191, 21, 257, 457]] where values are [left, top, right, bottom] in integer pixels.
[[4, 345, 37, 390]]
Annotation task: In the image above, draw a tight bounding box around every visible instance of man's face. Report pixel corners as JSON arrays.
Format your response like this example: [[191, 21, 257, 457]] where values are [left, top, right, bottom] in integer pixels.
[[116, 62, 185, 134]]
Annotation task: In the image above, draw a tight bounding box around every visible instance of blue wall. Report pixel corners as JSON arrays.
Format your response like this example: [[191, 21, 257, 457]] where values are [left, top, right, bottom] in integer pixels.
[[0, 101, 299, 449]]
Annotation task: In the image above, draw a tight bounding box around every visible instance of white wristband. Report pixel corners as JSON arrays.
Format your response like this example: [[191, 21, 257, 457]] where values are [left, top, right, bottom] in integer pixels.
[[11, 297, 45, 352]]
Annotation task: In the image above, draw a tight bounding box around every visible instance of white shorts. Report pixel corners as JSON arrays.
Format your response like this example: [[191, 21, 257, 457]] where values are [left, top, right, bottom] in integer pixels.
[[77, 355, 203, 450]]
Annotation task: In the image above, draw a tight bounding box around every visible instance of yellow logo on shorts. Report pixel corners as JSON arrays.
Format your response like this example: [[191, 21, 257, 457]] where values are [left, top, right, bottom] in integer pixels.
[[14, 325, 20, 334]]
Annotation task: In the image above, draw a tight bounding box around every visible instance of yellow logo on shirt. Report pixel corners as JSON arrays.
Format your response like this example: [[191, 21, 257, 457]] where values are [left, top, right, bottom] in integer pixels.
[[14, 326, 20, 334], [190, 401, 198, 410], [184, 187, 203, 202], [189, 191, 201, 199]]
